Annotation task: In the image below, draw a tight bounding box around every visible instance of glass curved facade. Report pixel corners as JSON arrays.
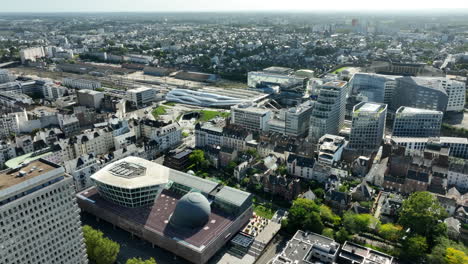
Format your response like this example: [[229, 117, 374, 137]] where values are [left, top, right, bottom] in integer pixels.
[[94, 181, 162, 208]]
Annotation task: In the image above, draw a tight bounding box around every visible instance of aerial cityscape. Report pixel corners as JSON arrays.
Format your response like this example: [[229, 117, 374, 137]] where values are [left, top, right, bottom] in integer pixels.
[[0, 2, 468, 264]]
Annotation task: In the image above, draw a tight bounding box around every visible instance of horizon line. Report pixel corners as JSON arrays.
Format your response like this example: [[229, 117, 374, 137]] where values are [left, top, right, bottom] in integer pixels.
[[1, 8, 468, 14]]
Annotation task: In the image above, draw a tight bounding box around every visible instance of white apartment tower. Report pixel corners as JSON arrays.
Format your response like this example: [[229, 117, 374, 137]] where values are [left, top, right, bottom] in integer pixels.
[[348, 102, 387, 153], [0, 159, 88, 264], [309, 81, 347, 142]]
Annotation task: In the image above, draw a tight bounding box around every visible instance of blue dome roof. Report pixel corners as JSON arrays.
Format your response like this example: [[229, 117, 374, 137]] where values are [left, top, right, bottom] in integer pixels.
[[170, 192, 211, 229]]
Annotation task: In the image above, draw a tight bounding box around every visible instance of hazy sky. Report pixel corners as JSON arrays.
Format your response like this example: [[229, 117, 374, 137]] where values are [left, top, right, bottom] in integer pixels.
[[2, 0, 468, 12]]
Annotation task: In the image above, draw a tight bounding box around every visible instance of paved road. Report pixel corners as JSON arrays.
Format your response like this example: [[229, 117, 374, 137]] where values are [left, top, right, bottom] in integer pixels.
[[254, 234, 288, 264], [81, 213, 191, 264]]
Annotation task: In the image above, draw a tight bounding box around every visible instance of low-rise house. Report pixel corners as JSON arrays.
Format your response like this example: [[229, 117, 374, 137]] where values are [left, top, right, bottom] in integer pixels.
[[272, 230, 340, 264], [287, 153, 315, 179], [325, 189, 351, 212], [338, 241, 394, 264], [351, 181, 375, 202]]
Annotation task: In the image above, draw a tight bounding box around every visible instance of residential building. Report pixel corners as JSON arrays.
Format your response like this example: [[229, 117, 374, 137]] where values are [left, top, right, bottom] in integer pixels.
[[0, 142, 16, 169], [137, 119, 182, 152], [0, 114, 19, 139], [42, 82, 68, 100], [448, 158, 468, 191], [64, 153, 101, 192], [126, 87, 156, 108], [59, 115, 80, 136], [309, 81, 347, 142], [391, 137, 468, 159], [287, 153, 315, 179], [231, 104, 271, 131], [392, 106, 443, 137], [0, 159, 88, 264], [77, 89, 104, 109], [348, 102, 387, 153], [272, 230, 340, 264], [222, 125, 253, 152], [317, 134, 347, 165], [338, 241, 394, 264], [0, 69, 15, 84], [62, 77, 102, 90], [20, 46, 46, 63], [195, 122, 223, 147]]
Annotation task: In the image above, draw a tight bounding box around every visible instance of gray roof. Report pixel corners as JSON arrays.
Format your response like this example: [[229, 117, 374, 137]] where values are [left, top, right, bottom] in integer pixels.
[[169, 192, 211, 229], [215, 186, 252, 207], [168, 170, 219, 194]]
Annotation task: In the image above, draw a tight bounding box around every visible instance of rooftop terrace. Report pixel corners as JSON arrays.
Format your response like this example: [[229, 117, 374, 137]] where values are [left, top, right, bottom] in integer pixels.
[[0, 159, 57, 192]]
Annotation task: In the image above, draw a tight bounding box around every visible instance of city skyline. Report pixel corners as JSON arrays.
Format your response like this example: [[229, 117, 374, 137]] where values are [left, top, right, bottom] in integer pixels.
[[1, 0, 468, 12]]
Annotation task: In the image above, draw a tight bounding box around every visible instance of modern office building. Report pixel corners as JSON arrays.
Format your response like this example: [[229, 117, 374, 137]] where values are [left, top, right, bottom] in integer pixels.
[[62, 77, 102, 90], [392, 77, 448, 112], [284, 100, 314, 137], [348, 102, 387, 153], [350, 73, 396, 104], [309, 81, 347, 142], [317, 134, 348, 165], [440, 77, 466, 112], [78, 156, 253, 264], [231, 104, 272, 131], [248, 67, 307, 91], [91, 157, 168, 207], [77, 89, 105, 109], [166, 87, 268, 107], [126, 87, 156, 108], [0, 69, 15, 84], [392, 106, 443, 137], [0, 159, 88, 264], [266, 101, 313, 137], [272, 230, 340, 264]]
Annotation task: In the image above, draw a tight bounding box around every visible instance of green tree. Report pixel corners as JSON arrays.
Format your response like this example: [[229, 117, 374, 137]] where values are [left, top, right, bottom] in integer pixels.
[[343, 213, 378, 234], [277, 165, 287, 175], [189, 150, 207, 171], [402, 235, 428, 261], [283, 198, 324, 234], [303, 212, 324, 234], [226, 161, 238, 174], [398, 192, 447, 240], [126, 257, 157, 264], [83, 225, 103, 261], [445, 248, 468, 264], [427, 237, 468, 264], [94, 237, 120, 264], [378, 223, 402, 242], [335, 228, 350, 244], [83, 225, 120, 264], [319, 205, 341, 226], [322, 228, 334, 239]]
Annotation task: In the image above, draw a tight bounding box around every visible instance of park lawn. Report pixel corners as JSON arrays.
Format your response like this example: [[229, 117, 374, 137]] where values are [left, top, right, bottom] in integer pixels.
[[152, 106, 167, 119], [163, 101, 176, 106], [253, 204, 275, 219], [332, 67, 348, 74], [198, 110, 230, 122]]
